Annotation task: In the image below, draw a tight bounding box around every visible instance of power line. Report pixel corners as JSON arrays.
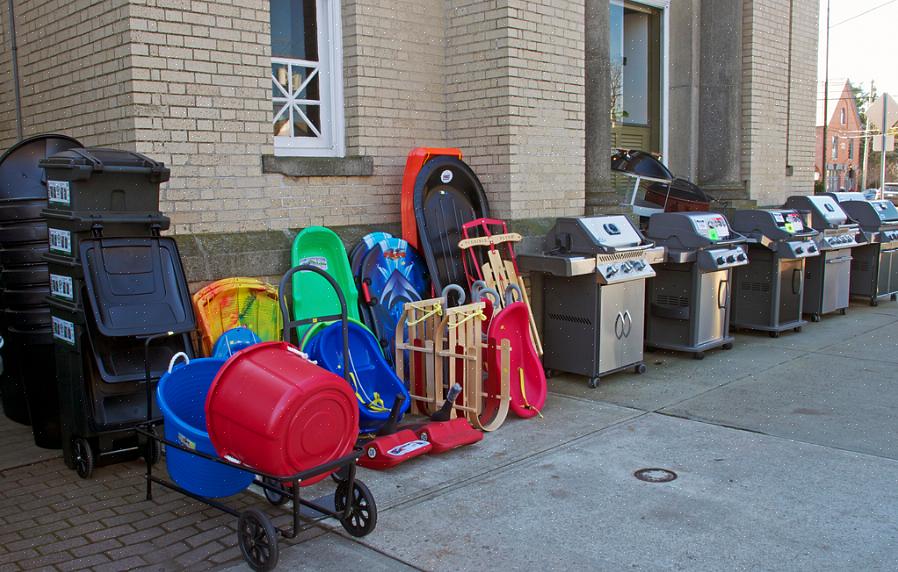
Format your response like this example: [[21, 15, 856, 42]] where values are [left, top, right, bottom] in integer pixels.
[[830, 0, 898, 28]]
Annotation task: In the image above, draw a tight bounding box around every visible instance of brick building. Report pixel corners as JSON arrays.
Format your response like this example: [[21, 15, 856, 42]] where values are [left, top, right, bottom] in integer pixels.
[[0, 0, 819, 281], [816, 80, 862, 192]]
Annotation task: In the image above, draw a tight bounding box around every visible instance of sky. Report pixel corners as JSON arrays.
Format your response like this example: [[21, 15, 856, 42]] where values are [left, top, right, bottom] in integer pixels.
[[816, 0, 898, 125]]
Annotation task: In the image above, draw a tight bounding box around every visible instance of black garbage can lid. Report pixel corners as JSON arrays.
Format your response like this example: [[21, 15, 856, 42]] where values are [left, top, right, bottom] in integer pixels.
[[79, 237, 195, 337], [39, 148, 170, 184], [0, 134, 82, 201]]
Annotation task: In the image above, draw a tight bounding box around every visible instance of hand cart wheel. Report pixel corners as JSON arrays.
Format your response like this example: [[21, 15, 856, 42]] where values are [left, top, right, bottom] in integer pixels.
[[261, 477, 289, 507], [334, 480, 378, 537], [237, 508, 279, 572], [142, 427, 161, 467], [73, 437, 94, 479], [587, 377, 600, 389]]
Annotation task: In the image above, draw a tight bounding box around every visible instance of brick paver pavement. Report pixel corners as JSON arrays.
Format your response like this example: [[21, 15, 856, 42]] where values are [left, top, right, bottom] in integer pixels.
[[0, 457, 319, 571]]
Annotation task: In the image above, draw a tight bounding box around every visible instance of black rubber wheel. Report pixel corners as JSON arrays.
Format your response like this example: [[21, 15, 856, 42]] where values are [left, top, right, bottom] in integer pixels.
[[634, 363, 647, 374], [810, 313, 821, 323], [839, 308, 847, 315], [871, 299, 879, 307], [544, 369, 557, 379], [142, 427, 161, 466], [722, 343, 734, 350], [587, 377, 600, 389], [330, 465, 351, 484], [692, 352, 705, 360], [794, 326, 803, 333], [237, 508, 279, 572], [73, 438, 94, 479], [892, 294, 897, 301], [768, 331, 780, 338], [262, 477, 288, 507], [334, 480, 378, 537]]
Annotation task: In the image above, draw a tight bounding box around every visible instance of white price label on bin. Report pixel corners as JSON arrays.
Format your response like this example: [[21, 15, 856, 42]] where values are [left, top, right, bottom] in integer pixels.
[[47, 180, 71, 205], [50, 274, 74, 300], [52, 316, 76, 345], [49, 228, 71, 255]]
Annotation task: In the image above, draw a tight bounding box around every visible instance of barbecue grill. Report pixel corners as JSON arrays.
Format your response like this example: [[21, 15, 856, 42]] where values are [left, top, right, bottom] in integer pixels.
[[834, 197, 898, 305], [729, 209, 820, 336], [783, 194, 860, 320], [519, 215, 663, 388], [643, 212, 748, 359]]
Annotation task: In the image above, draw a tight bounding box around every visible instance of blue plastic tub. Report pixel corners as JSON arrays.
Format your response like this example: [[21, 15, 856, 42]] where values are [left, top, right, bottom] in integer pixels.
[[157, 356, 254, 497]]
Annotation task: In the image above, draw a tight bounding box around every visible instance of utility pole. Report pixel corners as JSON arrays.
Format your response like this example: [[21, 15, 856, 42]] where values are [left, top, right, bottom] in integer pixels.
[[880, 94, 889, 197], [821, 0, 831, 193]]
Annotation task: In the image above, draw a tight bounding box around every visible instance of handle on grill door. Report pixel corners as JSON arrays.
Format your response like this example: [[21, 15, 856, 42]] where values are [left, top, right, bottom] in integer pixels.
[[825, 255, 853, 265], [717, 279, 729, 309], [622, 310, 633, 337], [614, 312, 624, 339], [792, 268, 802, 295]]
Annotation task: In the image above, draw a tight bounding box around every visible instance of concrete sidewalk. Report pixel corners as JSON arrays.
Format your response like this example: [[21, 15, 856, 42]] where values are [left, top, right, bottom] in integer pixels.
[[3, 300, 897, 571], [232, 300, 898, 571]]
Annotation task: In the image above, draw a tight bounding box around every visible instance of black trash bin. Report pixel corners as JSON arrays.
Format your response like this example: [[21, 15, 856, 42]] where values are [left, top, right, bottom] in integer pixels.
[[52, 237, 195, 478], [39, 148, 169, 214], [0, 133, 83, 432]]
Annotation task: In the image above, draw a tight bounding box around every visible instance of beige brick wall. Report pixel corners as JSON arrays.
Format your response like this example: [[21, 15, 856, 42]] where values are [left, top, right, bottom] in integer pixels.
[[0, 6, 15, 145], [446, 0, 584, 220], [0, 0, 135, 149], [741, 0, 818, 206], [127, 0, 450, 235]]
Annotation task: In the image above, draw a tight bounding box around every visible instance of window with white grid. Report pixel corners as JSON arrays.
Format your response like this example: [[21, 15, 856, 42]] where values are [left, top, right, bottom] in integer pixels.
[[271, 0, 345, 157]]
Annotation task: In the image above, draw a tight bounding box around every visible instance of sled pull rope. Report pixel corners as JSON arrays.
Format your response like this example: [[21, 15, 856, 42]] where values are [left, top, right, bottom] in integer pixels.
[[454, 309, 486, 327], [519, 367, 543, 419], [407, 304, 442, 326]]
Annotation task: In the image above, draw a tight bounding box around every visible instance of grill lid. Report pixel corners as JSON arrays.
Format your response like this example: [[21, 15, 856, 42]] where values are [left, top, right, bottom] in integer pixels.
[[783, 195, 849, 228], [544, 215, 650, 254]]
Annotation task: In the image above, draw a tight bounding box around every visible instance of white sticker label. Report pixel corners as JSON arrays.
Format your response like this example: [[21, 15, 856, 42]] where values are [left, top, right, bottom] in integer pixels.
[[52, 316, 76, 345], [177, 433, 197, 450], [440, 169, 454, 184], [299, 256, 328, 271], [387, 440, 430, 457], [47, 180, 71, 205], [49, 228, 72, 255], [773, 212, 785, 223], [50, 274, 74, 300]]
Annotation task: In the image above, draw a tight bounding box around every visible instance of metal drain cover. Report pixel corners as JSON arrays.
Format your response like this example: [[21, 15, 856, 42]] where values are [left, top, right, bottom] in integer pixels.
[[634, 468, 677, 483]]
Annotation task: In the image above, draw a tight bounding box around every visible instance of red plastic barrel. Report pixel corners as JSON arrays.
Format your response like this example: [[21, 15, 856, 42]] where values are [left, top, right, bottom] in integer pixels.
[[205, 341, 358, 485]]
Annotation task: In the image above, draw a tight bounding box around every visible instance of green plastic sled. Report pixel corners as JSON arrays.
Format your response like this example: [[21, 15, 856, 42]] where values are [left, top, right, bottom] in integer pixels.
[[290, 226, 363, 344]]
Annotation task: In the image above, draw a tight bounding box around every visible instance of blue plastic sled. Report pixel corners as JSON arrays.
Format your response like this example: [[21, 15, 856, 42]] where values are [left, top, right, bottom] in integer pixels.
[[211, 327, 261, 359], [350, 232, 393, 335], [359, 237, 428, 362], [306, 321, 411, 433]]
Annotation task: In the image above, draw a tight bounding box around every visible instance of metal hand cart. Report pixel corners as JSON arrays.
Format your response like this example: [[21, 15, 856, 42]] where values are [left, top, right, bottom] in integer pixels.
[[137, 265, 377, 571]]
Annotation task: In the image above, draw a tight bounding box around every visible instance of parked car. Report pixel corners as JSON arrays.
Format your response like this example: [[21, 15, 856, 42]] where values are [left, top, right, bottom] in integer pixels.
[[883, 183, 898, 206]]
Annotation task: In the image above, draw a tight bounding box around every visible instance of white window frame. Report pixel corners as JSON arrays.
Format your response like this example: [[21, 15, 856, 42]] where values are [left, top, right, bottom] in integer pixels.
[[840, 107, 846, 125], [272, 0, 345, 158], [831, 136, 838, 159]]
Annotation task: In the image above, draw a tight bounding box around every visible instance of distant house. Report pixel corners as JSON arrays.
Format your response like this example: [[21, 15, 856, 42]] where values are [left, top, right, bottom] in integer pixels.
[[816, 81, 863, 191]]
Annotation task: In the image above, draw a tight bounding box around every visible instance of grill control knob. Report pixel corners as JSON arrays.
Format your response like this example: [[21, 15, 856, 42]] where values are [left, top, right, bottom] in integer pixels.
[[606, 265, 618, 277], [808, 245, 817, 253], [795, 246, 804, 254], [716, 256, 725, 265], [737, 253, 746, 261], [726, 255, 736, 263]]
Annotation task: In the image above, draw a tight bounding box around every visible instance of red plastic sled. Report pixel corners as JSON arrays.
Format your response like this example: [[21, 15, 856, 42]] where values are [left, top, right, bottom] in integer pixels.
[[487, 303, 546, 418], [400, 147, 463, 251], [357, 429, 432, 470], [414, 418, 483, 454]]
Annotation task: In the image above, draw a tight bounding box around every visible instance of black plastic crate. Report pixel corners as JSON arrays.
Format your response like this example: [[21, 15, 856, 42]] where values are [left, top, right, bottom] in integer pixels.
[[39, 148, 168, 214]]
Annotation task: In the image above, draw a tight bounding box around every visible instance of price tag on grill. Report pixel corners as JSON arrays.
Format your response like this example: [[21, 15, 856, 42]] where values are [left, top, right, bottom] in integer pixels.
[[52, 316, 76, 345], [50, 274, 74, 300], [49, 228, 72, 255], [47, 180, 71, 205]]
